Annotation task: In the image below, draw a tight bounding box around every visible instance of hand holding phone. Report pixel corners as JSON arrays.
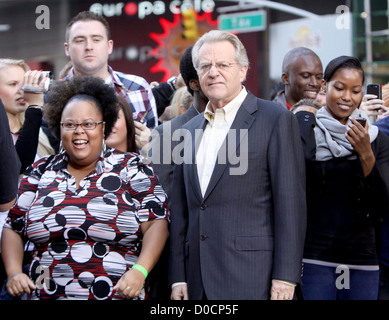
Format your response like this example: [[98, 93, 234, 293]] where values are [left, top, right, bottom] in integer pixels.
[[360, 84, 385, 117], [366, 84, 382, 111], [367, 84, 382, 100], [355, 117, 366, 127]]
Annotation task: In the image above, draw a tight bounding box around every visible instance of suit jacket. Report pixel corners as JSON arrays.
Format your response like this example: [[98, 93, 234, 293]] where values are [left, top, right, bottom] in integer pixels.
[[168, 92, 307, 300], [147, 105, 200, 299], [149, 105, 200, 202]]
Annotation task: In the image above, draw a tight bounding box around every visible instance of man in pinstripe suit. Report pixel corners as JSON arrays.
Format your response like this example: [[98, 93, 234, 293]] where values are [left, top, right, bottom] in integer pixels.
[[168, 30, 307, 300]]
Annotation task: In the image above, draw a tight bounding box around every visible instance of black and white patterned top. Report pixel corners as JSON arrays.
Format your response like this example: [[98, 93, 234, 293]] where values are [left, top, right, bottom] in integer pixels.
[[5, 147, 169, 300]]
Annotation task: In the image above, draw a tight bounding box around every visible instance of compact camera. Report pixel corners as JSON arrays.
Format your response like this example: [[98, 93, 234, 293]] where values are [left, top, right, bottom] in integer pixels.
[[40, 71, 53, 92], [22, 71, 53, 93]]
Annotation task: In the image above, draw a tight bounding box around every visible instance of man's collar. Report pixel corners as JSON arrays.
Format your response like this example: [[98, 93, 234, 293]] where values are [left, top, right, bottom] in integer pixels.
[[64, 66, 118, 85], [203, 87, 247, 126], [107, 66, 125, 88]]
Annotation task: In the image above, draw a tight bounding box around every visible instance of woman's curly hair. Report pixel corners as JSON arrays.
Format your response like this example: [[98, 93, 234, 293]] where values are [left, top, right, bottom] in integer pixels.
[[44, 76, 119, 139]]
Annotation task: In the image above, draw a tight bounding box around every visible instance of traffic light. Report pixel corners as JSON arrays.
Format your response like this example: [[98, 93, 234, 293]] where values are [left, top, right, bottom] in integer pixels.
[[182, 8, 198, 40]]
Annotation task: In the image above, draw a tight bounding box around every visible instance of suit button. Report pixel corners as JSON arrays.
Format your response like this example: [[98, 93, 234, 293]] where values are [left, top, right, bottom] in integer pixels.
[[200, 204, 207, 210], [200, 235, 207, 241]]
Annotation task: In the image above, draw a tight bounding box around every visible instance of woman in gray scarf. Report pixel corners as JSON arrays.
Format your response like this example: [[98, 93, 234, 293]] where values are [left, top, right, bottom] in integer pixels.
[[293, 56, 389, 300]]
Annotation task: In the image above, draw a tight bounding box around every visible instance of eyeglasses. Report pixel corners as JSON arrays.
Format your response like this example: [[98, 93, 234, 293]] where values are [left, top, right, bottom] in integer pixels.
[[60, 121, 104, 131], [197, 62, 239, 74]]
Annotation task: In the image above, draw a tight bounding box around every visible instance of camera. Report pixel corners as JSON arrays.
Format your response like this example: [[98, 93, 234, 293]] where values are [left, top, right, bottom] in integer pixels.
[[40, 71, 53, 91], [21, 70, 53, 93]]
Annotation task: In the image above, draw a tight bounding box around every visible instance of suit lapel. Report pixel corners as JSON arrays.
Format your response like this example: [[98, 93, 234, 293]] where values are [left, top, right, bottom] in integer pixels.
[[202, 93, 258, 201], [185, 115, 207, 202]]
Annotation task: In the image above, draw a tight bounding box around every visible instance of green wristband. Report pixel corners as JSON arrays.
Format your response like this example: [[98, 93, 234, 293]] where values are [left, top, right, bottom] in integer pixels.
[[132, 264, 148, 278]]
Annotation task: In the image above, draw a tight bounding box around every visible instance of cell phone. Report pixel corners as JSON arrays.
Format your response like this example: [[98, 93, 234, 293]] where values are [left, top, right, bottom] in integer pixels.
[[355, 117, 366, 127], [367, 84, 382, 110], [367, 83, 382, 100]]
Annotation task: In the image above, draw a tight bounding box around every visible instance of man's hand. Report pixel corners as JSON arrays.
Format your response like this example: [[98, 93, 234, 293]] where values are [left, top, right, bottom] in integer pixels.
[[270, 279, 295, 300], [171, 283, 189, 300]]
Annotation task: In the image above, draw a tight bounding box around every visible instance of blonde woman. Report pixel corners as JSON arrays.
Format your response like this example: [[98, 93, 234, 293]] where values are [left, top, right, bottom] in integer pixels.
[[0, 59, 55, 173], [158, 87, 193, 122], [0, 59, 55, 299]]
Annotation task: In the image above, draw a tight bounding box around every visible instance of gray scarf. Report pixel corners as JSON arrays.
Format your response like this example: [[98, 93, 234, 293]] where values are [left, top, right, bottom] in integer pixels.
[[314, 107, 379, 161]]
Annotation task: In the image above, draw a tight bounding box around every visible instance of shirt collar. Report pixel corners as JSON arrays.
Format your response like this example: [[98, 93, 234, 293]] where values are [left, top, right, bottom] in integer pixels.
[[64, 66, 121, 87], [51, 147, 116, 175], [107, 66, 124, 87], [204, 86, 248, 126], [63, 68, 75, 81]]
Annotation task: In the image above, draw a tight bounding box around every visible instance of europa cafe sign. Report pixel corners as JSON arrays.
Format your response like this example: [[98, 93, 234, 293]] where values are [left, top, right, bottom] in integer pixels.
[[89, 0, 216, 19], [89, 1, 218, 81]]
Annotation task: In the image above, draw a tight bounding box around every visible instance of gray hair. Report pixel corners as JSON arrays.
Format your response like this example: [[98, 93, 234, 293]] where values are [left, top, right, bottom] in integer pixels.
[[192, 30, 250, 70]]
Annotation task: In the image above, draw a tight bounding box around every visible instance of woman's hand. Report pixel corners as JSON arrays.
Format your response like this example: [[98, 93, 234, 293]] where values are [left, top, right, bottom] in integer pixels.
[[114, 220, 168, 299], [113, 267, 146, 299], [21, 70, 48, 106], [134, 120, 151, 153], [347, 117, 375, 176], [347, 118, 372, 155], [360, 94, 388, 119], [6, 272, 36, 297]]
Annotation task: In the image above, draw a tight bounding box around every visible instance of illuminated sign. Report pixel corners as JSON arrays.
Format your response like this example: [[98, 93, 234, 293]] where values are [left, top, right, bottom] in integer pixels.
[[149, 11, 217, 81], [90, 0, 215, 19]]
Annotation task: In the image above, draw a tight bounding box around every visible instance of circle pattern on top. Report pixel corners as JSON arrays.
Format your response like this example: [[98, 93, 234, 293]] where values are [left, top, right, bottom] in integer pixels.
[[6, 150, 168, 300], [87, 194, 118, 220]]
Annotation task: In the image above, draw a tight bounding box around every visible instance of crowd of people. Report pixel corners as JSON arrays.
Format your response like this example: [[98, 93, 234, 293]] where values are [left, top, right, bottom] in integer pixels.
[[0, 10, 389, 301]]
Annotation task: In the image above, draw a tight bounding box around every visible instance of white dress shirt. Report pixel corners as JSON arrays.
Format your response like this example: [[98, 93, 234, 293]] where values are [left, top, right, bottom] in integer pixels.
[[196, 87, 248, 196]]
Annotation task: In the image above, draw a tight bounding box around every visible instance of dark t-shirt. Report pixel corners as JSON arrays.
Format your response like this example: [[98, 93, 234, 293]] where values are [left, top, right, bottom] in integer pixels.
[[0, 99, 20, 204]]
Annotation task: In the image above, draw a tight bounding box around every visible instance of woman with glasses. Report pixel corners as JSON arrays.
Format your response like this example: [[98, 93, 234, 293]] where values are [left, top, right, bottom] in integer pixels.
[[1, 76, 169, 300]]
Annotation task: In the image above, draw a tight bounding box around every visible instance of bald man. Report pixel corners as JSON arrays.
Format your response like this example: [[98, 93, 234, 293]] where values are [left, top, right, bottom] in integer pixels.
[[273, 47, 323, 110]]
